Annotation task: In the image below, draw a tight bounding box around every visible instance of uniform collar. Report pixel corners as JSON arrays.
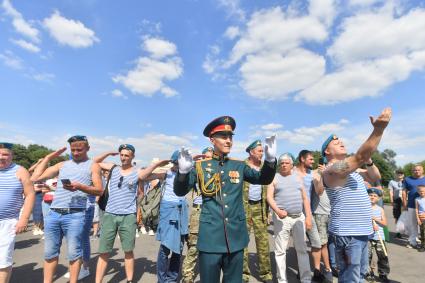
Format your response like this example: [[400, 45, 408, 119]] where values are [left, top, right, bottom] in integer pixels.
[[212, 152, 229, 162]]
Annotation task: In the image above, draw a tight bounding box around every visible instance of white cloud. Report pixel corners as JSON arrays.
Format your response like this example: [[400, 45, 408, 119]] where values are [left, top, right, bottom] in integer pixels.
[[252, 119, 349, 145], [226, 7, 328, 66], [217, 0, 246, 21], [240, 49, 325, 100], [2, 0, 40, 43], [10, 38, 40, 53], [143, 37, 177, 59], [31, 72, 55, 82], [0, 50, 23, 69], [43, 11, 99, 48], [261, 123, 283, 131], [111, 89, 128, 99], [208, 1, 425, 105], [224, 26, 240, 39], [113, 36, 183, 97]]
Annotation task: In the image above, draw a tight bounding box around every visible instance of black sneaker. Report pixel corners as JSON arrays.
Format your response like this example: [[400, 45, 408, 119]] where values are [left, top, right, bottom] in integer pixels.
[[331, 267, 339, 278], [378, 274, 390, 283], [312, 269, 325, 283], [396, 233, 402, 238], [365, 272, 375, 282], [418, 247, 425, 252]]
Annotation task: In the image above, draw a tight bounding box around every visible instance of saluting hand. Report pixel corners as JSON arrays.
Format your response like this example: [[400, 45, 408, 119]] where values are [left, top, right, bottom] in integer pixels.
[[178, 147, 193, 174], [264, 134, 277, 162], [46, 147, 67, 160]]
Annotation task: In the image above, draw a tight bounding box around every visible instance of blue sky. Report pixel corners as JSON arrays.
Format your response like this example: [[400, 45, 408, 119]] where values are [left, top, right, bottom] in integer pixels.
[[1, 0, 425, 166]]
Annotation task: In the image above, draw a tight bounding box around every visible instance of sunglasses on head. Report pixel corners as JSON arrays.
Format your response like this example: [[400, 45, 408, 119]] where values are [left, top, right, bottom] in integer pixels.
[[67, 135, 88, 143]]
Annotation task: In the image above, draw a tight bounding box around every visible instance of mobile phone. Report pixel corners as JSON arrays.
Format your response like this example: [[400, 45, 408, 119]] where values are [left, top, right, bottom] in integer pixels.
[[318, 157, 325, 165], [61, 179, 71, 186]]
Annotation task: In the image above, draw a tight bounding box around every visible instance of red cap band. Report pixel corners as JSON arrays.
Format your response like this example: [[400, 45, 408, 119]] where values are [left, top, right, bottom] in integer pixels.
[[210, 124, 233, 136]]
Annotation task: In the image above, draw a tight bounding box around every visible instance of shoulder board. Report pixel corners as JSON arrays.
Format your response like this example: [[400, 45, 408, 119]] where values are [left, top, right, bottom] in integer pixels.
[[195, 158, 212, 164], [227, 157, 243, 162]]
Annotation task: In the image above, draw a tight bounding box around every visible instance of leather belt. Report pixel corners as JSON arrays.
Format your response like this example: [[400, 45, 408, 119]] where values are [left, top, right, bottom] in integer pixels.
[[193, 204, 202, 209], [248, 200, 261, 205], [51, 208, 84, 214]]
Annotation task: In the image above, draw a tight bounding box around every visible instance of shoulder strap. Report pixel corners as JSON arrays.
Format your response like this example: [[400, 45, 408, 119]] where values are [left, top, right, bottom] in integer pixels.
[[105, 165, 118, 192]]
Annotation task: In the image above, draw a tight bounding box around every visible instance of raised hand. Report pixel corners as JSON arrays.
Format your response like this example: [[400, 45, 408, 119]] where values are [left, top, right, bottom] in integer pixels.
[[156, 159, 172, 167], [178, 147, 193, 174], [264, 134, 277, 162], [46, 147, 67, 160], [369, 107, 392, 130]]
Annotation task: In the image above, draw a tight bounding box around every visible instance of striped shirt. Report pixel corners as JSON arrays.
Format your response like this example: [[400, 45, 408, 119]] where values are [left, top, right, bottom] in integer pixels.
[[162, 170, 186, 203], [371, 206, 384, 241], [51, 159, 93, 209], [0, 163, 24, 220], [326, 172, 373, 236], [416, 196, 425, 214], [273, 172, 303, 214], [106, 166, 139, 214]]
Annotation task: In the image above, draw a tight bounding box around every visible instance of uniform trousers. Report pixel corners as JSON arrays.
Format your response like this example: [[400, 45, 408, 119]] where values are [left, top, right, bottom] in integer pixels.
[[199, 249, 244, 283]]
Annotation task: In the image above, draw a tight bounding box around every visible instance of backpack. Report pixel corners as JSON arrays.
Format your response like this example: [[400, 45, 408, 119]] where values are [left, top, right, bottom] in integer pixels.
[[140, 181, 164, 230]]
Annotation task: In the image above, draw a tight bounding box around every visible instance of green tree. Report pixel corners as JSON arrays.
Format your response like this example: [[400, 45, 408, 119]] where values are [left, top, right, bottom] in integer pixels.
[[12, 144, 68, 169], [371, 151, 394, 186]]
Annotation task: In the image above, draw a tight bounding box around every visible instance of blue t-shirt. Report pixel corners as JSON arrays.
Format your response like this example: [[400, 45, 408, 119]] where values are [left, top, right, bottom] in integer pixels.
[[403, 176, 425, 209]]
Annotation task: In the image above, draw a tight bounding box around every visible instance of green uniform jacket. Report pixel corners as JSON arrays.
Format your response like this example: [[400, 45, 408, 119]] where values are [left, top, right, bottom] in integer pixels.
[[242, 159, 269, 224], [174, 156, 276, 253]]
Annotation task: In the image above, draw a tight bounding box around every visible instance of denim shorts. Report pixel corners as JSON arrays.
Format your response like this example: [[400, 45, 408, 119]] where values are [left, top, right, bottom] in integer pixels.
[[44, 210, 85, 261]]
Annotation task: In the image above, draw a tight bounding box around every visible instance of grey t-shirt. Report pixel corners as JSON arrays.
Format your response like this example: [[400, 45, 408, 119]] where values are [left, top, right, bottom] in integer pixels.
[[388, 180, 403, 200], [311, 187, 331, 215], [273, 172, 303, 214]]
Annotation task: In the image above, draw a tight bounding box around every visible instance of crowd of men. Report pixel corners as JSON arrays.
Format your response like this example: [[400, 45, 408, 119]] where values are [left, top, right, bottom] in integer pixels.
[[1, 107, 425, 283]]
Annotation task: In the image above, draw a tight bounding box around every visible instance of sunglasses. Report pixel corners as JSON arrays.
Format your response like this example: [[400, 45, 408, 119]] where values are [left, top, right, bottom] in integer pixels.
[[117, 176, 124, 189]]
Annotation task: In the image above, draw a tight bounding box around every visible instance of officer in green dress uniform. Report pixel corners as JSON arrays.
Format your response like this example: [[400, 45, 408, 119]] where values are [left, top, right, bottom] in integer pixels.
[[242, 140, 273, 283], [174, 116, 277, 283]]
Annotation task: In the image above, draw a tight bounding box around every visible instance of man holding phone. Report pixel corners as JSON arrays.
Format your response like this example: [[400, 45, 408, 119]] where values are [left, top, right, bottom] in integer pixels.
[[31, 135, 103, 283]]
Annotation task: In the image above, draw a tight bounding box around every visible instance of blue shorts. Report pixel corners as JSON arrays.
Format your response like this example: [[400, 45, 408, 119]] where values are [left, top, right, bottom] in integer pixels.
[[44, 210, 85, 261]]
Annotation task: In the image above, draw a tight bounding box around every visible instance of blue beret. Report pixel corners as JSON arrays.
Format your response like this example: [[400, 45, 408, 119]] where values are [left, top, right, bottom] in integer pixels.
[[0, 142, 14, 149], [321, 134, 338, 163], [367, 187, 383, 197], [67, 135, 88, 143], [246, 140, 262, 153], [203, 116, 236, 137], [170, 150, 179, 163], [119, 144, 135, 153], [278, 152, 295, 164], [202, 147, 213, 154]]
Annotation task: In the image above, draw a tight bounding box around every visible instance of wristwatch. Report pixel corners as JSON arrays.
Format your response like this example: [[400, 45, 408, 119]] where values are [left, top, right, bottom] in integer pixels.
[[366, 161, 374, 167]]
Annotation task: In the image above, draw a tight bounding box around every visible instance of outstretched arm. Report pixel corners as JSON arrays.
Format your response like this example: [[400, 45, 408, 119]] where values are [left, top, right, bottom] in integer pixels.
[[138, 159, 171, 180], [324, 108, 391, 187]]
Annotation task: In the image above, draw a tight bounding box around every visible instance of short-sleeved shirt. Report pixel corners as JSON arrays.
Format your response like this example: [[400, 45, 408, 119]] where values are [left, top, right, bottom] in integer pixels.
[[388, 180, 403, 200], [416, 196, 425, 214], [326, 172, 373, 236], [105, 166, 139, 215], [311, 188, 331, 215], [403, 176, 425, 209], [371, 206, 384, 241]]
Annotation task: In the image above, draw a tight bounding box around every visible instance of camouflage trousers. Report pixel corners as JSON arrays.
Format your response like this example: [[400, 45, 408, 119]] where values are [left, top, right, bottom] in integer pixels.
[[368, 239, 390, 276], [182, 206, 201, 283], [243, 202, 272, 282]]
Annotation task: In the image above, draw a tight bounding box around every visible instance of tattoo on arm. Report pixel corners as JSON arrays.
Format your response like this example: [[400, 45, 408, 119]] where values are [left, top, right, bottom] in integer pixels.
[[331, 160, 349, 174]]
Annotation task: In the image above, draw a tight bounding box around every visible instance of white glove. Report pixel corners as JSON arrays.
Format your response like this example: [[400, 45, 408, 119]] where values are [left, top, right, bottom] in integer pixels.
[[178, 147, 193, 174], [264, 134, 277, 162]]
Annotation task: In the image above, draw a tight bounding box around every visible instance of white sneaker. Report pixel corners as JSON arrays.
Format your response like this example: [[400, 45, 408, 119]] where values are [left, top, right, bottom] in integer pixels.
[[135, 230, 140, 238], [78, 267, 90, 280], [140, 226, 147, 235], [39, 229, 44, 235], [63, 271, 70, 279], [33, 228, 40, 235], [148, 230, 155, 236]]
